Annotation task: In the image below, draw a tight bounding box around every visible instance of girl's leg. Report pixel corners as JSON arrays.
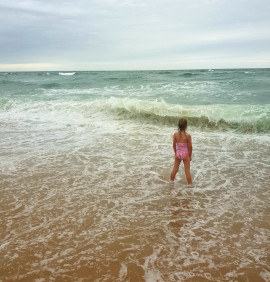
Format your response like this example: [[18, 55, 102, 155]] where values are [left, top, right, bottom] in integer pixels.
[[183, 156, 192, 184], [170, 157, 181, 181]]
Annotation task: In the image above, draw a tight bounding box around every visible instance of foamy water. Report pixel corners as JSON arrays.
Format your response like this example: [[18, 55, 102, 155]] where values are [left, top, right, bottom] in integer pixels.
[[0, 70, 270, 281]]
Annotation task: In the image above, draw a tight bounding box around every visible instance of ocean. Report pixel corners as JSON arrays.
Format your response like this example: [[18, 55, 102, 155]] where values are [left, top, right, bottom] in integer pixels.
[[0, 69, 269, 281]]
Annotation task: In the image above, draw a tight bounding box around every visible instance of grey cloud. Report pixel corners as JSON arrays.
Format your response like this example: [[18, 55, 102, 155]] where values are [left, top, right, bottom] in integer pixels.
[[0, 0, 269, 70]]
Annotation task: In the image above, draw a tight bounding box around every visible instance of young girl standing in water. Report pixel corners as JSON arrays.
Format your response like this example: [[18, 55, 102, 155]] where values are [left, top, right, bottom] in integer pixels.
[[170, 118, 192, 184]]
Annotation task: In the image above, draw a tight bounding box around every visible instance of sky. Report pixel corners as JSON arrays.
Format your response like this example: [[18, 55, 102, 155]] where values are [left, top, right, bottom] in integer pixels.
[[0, 0, 270, 71]]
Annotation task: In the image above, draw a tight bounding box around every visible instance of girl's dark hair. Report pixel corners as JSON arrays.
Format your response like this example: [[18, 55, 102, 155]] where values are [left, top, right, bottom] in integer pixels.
[[178, 118, 187, 131]]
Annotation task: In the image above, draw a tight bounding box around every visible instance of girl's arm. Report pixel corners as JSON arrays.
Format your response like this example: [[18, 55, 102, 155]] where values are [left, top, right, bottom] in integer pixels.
[[188, 135, 192, 160], [173, 133, 176, 154]]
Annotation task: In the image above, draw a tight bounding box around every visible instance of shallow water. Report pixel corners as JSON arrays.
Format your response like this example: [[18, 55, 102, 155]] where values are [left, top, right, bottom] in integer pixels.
[[0, 69, 270, 281]]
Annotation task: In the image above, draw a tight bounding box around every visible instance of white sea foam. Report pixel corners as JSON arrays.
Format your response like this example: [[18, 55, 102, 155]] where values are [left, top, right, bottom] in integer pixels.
[[1, 98, 269, 135], [1, 71, 270, 281], [58, 72, 76, 76], [119, 263, 128, 280], [1, 114, 269, 280], [93, 97, 270, 133]]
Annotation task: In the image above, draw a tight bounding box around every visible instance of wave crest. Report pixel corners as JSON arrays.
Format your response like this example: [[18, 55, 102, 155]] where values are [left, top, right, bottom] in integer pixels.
[[97, 98, 270, 133], [1, 97, 269, 134], [59, 72, 76, 76]]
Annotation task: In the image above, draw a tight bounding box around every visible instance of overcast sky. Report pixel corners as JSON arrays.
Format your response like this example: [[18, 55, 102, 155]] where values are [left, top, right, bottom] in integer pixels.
[[0, 0, 270, 71]]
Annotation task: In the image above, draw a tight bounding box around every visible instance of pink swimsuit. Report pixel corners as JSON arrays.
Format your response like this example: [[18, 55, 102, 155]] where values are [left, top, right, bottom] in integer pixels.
[[176, 143, 189, 160]]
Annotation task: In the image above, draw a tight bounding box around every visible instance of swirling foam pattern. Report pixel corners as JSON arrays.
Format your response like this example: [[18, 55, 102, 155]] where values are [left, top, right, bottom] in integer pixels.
[[0, 70, 270, 281]]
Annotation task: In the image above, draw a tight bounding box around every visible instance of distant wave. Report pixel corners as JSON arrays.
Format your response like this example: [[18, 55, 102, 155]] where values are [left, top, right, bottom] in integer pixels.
[[40, 83, 60, 89], [95, 98, 270, 134], [179, 72, 198, 77], [59, 72, 76, 76], [0, 72, 12, 76], [158, 71, 172, 74]]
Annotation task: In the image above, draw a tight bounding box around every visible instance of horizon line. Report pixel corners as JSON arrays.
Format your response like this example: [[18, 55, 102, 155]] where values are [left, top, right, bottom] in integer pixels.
[[1, 67, 270, 73]]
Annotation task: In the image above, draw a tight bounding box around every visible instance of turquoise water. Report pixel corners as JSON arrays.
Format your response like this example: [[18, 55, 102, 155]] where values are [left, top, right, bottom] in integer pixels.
[[1, 69, 270, 104], [1, 69, 269, 133], [0, 69, 270, 281]]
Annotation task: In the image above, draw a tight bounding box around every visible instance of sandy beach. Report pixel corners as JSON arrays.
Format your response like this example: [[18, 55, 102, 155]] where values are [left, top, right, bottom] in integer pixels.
[[0, 70, 270, 281]]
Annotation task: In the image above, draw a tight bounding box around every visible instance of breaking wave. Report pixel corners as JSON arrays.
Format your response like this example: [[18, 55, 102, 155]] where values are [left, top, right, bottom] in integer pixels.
[[96, 98, 270, 133], [59, 72, 76, 76], [1, 97, 269, 134]]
